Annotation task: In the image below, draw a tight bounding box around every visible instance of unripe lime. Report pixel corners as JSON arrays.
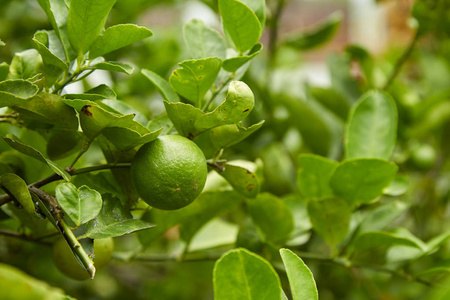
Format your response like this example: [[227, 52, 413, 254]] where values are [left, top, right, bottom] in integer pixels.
[[410, 144, 436, 170], [130, 135, 207, 210], [52, 238, 114, 280]]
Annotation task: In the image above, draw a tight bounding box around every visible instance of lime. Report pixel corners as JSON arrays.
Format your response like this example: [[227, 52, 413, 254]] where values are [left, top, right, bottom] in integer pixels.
[[130, 135, 207, 210], [52, 238, 114, 280]]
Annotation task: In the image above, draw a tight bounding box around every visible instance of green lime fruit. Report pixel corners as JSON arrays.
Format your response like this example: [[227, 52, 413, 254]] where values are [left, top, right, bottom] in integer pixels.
[[52, 238, 114, 280], [130, 135, 207, 210]]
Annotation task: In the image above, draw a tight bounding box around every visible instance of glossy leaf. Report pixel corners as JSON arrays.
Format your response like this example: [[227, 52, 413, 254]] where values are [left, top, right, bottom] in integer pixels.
[[195, 81, 254, 130], [8, 49, 42, 80], [36, 0, 72, 60], [210, 120, 264, 149], [0, 173, 36, 218], [76, 102, 160, 149], [223, 43, 262, 73], [219, 0, 261, 53], [67, 0, 117, 55], [65, 84, 117, 101], [213, 248, 282, 300], [2, 136, 70, 181], [141, 69, 180, 103], [55, 183, 102, 226], [307, 197, 351, 246], [240, 0, 266, 28], [330, 158, 398, 206], [345, 91, 397, 160], [183, 19, 227, 60], [247, 193, 294, 243], [163, 101, 204, 138], [280, 248, 318, 300], [13, 92, 78, 130], [216, 163, 260, 198], [33, 31, 67, 86], [283, 194, 312, 245], [284, 12, 342, 51], [82, 194, 154, 239], [91, 61, 134, 75], [89, 24, 153, 59], [169, 57, 222, 106], [297, 154, 338, 200], [0, 80, 39, 108]]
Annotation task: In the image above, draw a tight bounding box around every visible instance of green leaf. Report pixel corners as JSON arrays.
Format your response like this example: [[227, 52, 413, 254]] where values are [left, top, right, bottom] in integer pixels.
[[309, 87, 351, 120], [138, 191, 244, 246], [240, 0, 266, 28], [82, 194, 154, 239], [0, 80, 39, 108], [55, 182, 102, 226], [328, 53, 363, 103], [100, 99, 147, 125], [141, 69, 180, 103], [67, 0, 117, 55], [0, 263, 74, 300], [210, 120, 264, 149], [247, 193, 294, 243], [195, 81, 254, 130], [183, 19, 227, 60], [357, 200, 408, 233], [163, 101, 204, 138], [219, 0, 262, 53], [281, 94, 343, 157], [13, 92, 78, 130], [8, 49, 42, 80], [283, 12, 342, 51], [283, 194, 312, 245], [76, 103, 160, 149], [345, 45, 374, 88], [307, 197, 351, 246], [297, 154, 338, 200], [46, 130, 81, 160], [213, 248, 282, 300], [65, 84, 117, 101], [0, 173, 37, 218], [280, 248, 318, 300], [0, 63, 9, 82], [216, 163, 260, 198], [91, 61, 134, 75], [0, 39, 4, 47], [36, 0, 73, 60], [222, 43, 262, 72], [383, 174, 409, 196], [330, 158, 398, 206], [101, 126, 161, 151], [89, 24, 153, 59], [33, 30, 68, 86], [351, 229, 427, 253], [2, 136, 70, 181], [169, 57, 222, 106], [345, 91, 397, 160]]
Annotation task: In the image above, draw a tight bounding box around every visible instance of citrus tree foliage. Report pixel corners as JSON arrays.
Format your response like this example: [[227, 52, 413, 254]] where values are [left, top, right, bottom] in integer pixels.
[[0, 0, 450, 299]]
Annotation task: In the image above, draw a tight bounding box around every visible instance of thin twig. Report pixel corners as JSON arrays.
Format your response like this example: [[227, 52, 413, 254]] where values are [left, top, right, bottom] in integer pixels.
[[383, 30, 420, 90], [0, 228, 51, 245]]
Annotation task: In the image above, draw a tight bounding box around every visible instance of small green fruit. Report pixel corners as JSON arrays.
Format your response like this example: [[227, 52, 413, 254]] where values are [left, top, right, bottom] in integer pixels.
[[130, 135, 207, 210]]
